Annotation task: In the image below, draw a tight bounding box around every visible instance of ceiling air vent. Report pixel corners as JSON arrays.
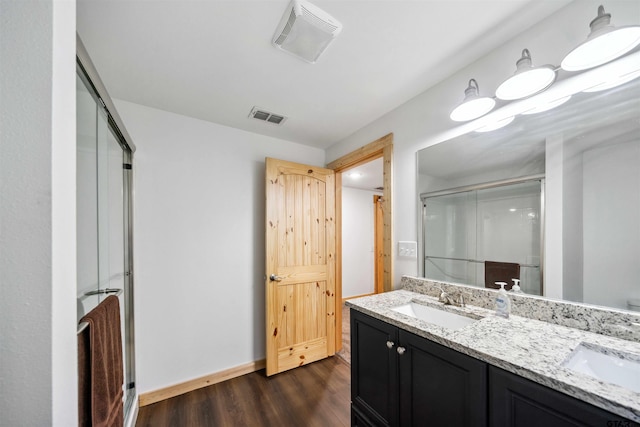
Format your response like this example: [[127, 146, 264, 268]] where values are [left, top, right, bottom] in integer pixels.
[[248, 107, 287, 125]]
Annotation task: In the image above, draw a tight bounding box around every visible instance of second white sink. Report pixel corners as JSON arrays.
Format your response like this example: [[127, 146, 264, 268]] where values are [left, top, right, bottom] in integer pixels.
[[391, 301, 478, 330], [563, 343, 640, 393]]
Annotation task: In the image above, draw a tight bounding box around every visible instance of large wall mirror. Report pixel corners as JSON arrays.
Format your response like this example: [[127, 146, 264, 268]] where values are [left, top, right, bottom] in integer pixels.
[[417, 71, 640, 313]]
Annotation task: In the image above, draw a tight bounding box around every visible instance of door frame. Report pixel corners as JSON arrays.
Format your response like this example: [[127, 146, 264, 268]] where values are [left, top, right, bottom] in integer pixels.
[[327, 133, 394, 350], [374, 195, 384, 294]]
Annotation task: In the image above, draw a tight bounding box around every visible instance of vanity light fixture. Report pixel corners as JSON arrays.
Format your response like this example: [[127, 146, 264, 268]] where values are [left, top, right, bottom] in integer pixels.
[[495, 49, 556, 100], [450, 79, 496, 122], [348, 172, 363, 178], [561, 5, 640, 72], [449, 4, 640, 131]]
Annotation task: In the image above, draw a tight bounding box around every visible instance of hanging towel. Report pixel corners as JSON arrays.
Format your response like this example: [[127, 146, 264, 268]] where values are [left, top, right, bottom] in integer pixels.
[[78, 295, 124, 427], [485, 261, 520, 290], [78, 325, 92, 426]]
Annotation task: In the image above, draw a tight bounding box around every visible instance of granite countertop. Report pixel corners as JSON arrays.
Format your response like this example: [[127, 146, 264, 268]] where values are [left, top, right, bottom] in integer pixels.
[[346, 290, 640, 422]]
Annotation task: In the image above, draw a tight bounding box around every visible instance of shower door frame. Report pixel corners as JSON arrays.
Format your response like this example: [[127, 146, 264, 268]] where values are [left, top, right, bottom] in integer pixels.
[[77, 35, 138, 420], [419, 174, 545, 294]]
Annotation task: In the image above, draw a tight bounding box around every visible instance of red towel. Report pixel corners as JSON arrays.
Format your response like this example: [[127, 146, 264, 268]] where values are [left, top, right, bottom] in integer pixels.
[[78, 295, 124, 427]]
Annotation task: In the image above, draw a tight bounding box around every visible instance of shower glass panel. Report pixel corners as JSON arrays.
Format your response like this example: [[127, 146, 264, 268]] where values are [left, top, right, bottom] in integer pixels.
[[424, 191, 478, 284], [76, 74, 99, 301], [424, 180, 542, 295], [76, 69, 136, 417]]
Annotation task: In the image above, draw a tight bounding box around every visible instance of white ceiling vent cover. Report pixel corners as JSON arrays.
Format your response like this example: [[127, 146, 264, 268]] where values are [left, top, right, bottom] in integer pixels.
[[272, 0, 342, 64], [248, 107, 287, 125]]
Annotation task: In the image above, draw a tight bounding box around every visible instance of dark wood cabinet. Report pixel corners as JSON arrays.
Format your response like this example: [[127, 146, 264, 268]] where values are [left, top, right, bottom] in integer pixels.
[[398, 329, 487, 427], [351, 309, 487, 426], [489, 366, 639, 427], [351, 309, 399, 426], [350, 308, 638, 427]]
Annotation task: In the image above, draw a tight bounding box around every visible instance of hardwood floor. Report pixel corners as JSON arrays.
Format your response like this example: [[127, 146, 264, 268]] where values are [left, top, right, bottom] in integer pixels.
[[136, 356, 351, 427]]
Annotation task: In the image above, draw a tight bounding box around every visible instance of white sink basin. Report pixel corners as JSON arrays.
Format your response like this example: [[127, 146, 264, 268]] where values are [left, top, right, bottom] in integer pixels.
[[391, 301, 478, 330], [563, 343, 640, 392]]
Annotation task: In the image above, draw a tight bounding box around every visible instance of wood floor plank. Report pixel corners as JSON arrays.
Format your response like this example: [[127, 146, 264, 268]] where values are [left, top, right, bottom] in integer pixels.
[[294, 358, 350, 426], [136, 356, 351, 427]]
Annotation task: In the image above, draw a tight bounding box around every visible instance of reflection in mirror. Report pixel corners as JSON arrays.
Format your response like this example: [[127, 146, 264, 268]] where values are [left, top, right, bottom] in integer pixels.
[[423, 179, 542, 295], [417, 73, 640, 313]]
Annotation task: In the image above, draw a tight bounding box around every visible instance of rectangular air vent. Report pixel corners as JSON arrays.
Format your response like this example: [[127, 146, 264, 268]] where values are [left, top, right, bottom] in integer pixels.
[[249, 107, 287, 125]]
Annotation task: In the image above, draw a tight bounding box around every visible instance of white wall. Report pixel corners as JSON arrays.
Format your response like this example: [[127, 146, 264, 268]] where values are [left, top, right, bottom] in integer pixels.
[[114, 100, 324, 394], [0, 1, 77, 426], [582, 140, 640, 309], [326, 0, 640, 288], [342, 187, 381, 298], [51, 2, 78, 425]]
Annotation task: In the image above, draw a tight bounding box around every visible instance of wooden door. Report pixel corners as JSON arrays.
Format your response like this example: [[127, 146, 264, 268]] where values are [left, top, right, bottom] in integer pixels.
[[265, 157, 336, 376]]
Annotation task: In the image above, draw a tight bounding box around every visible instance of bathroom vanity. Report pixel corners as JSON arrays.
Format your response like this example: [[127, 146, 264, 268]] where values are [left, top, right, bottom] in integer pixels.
[[347, 277, 640, 427], [351, 309, 487, 426]]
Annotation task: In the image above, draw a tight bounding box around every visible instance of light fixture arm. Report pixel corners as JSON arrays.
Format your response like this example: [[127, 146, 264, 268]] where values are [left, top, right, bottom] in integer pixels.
[[516, 49, 532, 71], [589, 5, 611, 35], [465, 79, 480, 98]]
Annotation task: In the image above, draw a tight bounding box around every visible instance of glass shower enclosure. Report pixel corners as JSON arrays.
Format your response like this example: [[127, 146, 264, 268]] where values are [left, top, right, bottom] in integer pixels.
[[422, 179, 543, 295], [76, 64, 136, 418]]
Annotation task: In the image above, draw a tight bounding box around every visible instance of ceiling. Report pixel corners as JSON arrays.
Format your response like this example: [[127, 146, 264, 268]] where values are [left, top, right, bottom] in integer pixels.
[[76, 0, 570, 150], [342, 157, 383, 192]]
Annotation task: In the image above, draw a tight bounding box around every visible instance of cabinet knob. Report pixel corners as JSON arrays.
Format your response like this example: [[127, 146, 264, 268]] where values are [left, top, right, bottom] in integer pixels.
[[397, 346, 406, 355], [386, 341, 395, 349]]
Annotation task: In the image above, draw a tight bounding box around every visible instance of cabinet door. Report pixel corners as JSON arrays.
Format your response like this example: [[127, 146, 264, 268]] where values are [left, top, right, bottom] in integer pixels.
[[398, 330, 487, 427], [351, 310, 399, 426], [352, 404, 376, 427], [489, 366, 638, 427]]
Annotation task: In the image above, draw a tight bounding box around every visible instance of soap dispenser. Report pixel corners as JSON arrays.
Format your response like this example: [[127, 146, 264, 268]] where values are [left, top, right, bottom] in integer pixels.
[[495, 282, 510, 319], [511, 279, 522, 293]]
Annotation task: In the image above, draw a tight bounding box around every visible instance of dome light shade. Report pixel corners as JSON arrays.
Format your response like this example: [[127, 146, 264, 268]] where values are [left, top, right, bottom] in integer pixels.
[[450, 79, 496, 121], [496, 49, 556, 100], [561, 5, 640, 71]]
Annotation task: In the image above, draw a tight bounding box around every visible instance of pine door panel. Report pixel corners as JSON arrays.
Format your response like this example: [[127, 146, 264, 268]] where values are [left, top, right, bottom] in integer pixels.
[[266, 158, 335, 376]]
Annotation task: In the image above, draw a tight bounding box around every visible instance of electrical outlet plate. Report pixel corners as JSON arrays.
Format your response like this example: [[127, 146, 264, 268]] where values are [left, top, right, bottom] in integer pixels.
[[398, 241, 417, 258]]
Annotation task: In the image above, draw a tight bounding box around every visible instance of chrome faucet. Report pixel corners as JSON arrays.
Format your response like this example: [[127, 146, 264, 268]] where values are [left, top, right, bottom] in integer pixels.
[[433, 285, 455, 305], [433, 285, 472, 307]]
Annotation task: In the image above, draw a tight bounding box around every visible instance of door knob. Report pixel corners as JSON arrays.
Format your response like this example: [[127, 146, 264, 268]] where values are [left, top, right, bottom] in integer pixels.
[[269, 274, 283, 282], [397, 346, 406, 355], [386, 341, 395, 349]]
